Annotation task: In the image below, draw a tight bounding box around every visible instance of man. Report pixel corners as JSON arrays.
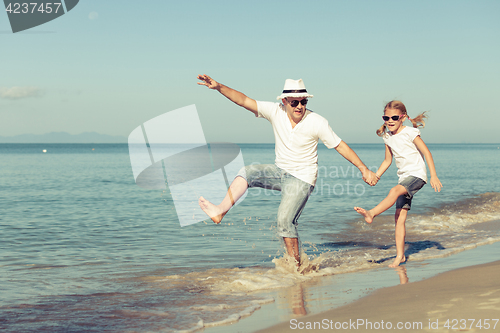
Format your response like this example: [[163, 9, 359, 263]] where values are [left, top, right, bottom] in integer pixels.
[[197, 74, 377, 267]]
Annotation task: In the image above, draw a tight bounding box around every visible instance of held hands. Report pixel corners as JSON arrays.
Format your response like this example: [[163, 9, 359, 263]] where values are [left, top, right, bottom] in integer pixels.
[[362, 170, 378, 186], [197, 74, 220, 91]]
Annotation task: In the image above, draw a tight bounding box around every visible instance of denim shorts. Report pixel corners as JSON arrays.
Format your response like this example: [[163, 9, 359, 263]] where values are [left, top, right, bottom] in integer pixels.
[[237, 164, 314, 238], [396, 176, 426, 210]]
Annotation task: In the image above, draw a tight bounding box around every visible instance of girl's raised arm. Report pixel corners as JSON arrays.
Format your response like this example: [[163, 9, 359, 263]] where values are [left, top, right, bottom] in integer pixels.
[[413, 136, 443, 192], [375, 145, 393, 181]]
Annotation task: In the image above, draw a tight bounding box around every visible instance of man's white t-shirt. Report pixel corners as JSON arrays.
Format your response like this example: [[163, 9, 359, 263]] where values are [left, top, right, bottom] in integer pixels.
[[256, 101, 342, 185], [383, 126, 427, 183]]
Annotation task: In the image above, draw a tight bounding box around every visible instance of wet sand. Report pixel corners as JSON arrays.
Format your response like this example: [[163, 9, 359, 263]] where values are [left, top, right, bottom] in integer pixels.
[[257, 259, 500, 332], [203, 220, 500, 333]]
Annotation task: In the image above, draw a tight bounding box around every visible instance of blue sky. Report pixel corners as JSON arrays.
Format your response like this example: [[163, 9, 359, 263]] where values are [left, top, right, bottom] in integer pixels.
[[1, 0, 499, 143]]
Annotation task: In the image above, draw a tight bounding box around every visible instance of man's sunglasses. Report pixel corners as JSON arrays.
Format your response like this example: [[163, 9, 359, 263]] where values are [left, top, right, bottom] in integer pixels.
[[382, 114, 405, 121], [288, 99, 308, 107]]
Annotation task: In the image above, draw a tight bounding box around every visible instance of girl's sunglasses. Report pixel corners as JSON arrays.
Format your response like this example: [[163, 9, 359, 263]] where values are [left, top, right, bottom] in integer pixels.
[[382, 114, 405, 122], [288, 99, 308, 107]]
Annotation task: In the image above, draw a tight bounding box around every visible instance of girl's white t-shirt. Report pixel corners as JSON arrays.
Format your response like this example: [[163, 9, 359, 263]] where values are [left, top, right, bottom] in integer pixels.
[[256, 101, 342, 185], [383, 126, 427, 183]]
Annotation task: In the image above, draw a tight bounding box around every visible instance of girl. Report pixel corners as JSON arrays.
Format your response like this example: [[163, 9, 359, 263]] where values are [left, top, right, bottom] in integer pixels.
[[354, 100, 442, 267]]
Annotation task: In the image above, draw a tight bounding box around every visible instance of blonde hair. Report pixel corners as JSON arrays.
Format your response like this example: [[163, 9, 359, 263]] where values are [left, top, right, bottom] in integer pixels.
[[376, 100, 428, 137]]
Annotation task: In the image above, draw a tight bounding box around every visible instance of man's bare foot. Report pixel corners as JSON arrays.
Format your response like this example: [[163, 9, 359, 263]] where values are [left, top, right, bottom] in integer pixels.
[[298, 263, 319, 275], [354, 207, 374, 224], [199, 196, 225, 224], [388, 255, 406, 268]]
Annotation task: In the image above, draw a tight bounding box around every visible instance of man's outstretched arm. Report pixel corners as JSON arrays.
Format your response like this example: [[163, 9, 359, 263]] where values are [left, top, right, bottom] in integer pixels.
[[335, 141, 377, 186], [197, 74, 258, 116]]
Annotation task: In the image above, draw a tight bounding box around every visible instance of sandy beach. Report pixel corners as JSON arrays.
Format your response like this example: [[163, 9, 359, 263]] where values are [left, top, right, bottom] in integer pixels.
[[257, 259, 500, 332]]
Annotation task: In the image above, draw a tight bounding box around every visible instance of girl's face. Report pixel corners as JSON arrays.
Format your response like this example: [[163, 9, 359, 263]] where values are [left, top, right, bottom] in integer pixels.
[[384, 108, 406, 134]]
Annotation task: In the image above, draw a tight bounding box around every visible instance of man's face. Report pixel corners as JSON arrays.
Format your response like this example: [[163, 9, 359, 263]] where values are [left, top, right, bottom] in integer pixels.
[[283, 97, 308, 124]]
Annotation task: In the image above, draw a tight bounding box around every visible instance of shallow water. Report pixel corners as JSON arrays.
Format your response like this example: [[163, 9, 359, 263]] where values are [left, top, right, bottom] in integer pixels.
[[1, 143, 499, 332]]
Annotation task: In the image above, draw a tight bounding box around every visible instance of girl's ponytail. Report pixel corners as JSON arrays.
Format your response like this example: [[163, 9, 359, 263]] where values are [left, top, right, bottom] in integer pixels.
[[376, 124, 386, 137], [408, 111, 428, 129]]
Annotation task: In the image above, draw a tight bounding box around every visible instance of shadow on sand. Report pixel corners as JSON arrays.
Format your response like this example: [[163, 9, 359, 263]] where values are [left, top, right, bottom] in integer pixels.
[[370, 240, 446, 264], [317, 240, 445, 265]]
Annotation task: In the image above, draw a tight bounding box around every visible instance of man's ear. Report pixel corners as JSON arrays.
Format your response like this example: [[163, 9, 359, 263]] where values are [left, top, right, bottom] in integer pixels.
[[282, 98, 287, 105]]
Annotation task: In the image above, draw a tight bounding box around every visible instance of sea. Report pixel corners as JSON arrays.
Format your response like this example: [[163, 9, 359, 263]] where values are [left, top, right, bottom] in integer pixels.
[[1, 143, 500, 332]]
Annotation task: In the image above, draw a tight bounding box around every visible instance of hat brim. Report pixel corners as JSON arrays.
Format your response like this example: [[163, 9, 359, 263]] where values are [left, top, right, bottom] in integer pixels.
[[276, 93, 314, 100]]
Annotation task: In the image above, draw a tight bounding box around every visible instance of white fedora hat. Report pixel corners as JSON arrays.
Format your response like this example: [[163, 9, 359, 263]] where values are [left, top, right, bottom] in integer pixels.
[[276, 79, 314, 100]]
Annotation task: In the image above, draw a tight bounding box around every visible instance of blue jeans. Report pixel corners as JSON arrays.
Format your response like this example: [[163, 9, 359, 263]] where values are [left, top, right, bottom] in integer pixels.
[[396, 176, 426, 210], [237, 164, 314, 238]]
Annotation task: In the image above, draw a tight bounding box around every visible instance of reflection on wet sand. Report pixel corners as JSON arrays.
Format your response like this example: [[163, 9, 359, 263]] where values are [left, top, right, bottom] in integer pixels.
[[393, 265, 409, 284], [289, 284, 307, 316]]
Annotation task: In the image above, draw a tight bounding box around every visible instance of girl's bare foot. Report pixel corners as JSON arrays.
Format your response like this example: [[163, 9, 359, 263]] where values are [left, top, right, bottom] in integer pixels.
[[199, 196, 225, 224], [388, 255, 406, 267], [354, 207, 374, 224]]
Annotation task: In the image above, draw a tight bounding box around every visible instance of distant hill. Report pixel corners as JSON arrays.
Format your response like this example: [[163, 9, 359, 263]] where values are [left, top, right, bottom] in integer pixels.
[[0, 132, 127, 143]]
